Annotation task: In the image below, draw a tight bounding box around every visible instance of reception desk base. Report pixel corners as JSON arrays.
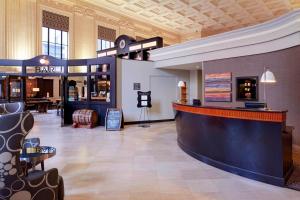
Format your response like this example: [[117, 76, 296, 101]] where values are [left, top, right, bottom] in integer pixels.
[[178, 141, 293, 187], [174, 103, 293, 187]]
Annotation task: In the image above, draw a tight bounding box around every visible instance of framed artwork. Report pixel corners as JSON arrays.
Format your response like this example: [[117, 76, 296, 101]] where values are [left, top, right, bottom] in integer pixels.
[[205, 72, 232, 102], [133, 83, 141, 90], [236, 76, 258, 101]]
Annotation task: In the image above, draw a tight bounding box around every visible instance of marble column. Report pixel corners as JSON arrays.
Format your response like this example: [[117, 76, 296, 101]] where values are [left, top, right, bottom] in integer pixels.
[[6, 0, 37, 59]]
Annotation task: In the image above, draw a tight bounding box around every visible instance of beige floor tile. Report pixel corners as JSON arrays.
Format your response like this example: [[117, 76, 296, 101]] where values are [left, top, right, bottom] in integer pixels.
[[26, 111, 300, 200]]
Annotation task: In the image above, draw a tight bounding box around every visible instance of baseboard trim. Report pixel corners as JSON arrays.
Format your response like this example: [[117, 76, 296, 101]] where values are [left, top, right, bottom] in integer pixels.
[[124, 119, 174, 125]]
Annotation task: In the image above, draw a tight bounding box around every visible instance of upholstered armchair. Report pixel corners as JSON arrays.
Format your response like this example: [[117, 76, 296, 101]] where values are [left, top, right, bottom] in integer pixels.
[[0, 112, 64, 200], [0, 102, 24, 115], [0, 102, 41, 150]]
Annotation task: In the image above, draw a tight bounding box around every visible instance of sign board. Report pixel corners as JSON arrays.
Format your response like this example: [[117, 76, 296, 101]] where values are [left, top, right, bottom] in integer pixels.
[[26, 66, 64, 74], [105, 108, 124, 131], [137, 91, 152, 108]]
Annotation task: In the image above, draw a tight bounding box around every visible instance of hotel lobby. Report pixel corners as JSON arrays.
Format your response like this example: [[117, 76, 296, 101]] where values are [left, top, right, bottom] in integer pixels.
[[1, 0, 300, 200]]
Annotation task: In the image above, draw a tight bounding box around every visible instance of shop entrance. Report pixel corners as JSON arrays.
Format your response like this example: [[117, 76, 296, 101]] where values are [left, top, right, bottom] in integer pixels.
[[0, 75, 65, 125], [0, 55, 116, 127], [25, 75, 65, 124], [0, 56, 67, 126]]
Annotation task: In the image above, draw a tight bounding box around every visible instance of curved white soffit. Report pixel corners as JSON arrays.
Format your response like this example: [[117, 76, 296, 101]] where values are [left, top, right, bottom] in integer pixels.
[[150, 9, 300, 68]]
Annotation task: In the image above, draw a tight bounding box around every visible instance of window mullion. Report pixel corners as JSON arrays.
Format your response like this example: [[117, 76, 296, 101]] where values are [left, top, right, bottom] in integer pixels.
[[43, 27, 68, 59], [47, 28, 50, 56], [61, 30, 62, 59]]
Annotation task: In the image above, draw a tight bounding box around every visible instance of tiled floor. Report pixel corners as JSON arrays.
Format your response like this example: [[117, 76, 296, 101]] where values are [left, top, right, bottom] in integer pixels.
[[28, 111, 300, 200]]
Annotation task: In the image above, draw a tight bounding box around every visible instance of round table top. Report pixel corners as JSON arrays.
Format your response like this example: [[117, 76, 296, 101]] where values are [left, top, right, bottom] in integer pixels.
[[20, 146, 56, 163]]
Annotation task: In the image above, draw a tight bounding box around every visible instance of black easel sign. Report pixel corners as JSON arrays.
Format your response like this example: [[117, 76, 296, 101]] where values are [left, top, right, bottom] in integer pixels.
[[105, 108, 124, 131], [137, 91, 152, 108]]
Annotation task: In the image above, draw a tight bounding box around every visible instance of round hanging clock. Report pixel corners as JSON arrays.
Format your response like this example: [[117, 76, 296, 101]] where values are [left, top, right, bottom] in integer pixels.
[[119, 39, 126, 49]]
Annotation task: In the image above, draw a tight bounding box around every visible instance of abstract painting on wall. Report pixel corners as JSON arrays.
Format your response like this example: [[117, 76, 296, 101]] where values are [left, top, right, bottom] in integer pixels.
[[205, 72, 232, 102]]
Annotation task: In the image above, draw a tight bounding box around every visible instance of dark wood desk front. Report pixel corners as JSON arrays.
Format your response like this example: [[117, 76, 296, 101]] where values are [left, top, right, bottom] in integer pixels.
[[173, 102, 293, 186]]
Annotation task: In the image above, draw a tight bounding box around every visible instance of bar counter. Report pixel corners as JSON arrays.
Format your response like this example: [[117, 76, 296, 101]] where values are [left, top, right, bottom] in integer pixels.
[[173, 102, 293, 186]]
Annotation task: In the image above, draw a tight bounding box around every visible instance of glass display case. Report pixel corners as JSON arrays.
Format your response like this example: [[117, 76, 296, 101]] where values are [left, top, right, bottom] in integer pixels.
[[0, 77, 6, 101], [91, 64, 110, 73], [68, 66, 87, 73], [9, 77, 22, 101], [67, 63, 112, 102], [67, 76, 87, 102], [91, 75, 110, 102]]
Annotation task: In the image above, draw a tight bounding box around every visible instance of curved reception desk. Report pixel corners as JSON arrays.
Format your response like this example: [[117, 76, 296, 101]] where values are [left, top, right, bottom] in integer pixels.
[[173, 102, 293, 186]]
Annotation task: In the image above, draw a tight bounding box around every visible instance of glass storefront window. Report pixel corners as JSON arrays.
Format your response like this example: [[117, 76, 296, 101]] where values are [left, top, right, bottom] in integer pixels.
[[90, 75, 110, 102], [0, 66, 22, 74], [68, 66, 88, 73], [67, 76, 87, 102], [9, 77, 21, 100], [90, 64, 110, 73], [0, 78, 6, 100]]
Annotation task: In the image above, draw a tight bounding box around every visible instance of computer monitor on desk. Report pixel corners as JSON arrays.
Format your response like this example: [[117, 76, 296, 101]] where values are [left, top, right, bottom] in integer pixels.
[[245, 102, 266, 109], [193, 99, 201, 106]]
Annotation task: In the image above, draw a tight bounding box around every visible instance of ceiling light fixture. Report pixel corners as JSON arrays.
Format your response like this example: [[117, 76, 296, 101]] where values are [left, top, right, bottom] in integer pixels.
[[39, 56, 49, 65]]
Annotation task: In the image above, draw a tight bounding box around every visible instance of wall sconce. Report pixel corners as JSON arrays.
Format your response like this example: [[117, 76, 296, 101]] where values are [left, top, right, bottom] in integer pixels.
[[39, 56, 49, 65], [32, 87, 40, 98], [32, 88, 40, 92]]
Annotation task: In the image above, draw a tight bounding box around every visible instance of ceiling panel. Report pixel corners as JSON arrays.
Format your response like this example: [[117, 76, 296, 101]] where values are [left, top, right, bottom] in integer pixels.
[[83, 0, 300, 39]]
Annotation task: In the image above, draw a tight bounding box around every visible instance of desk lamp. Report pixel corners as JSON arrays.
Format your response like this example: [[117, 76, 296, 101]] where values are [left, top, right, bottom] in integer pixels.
[[178, 81, 187, 103], [260, 67, 276, 109]]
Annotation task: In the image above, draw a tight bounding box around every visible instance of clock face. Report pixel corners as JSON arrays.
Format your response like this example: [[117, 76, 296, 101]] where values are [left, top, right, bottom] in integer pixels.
[[119, 39, 126, 49]]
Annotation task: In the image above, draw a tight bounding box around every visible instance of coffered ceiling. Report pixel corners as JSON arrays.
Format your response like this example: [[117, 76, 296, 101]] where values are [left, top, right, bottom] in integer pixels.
[[82, 0, 300, 39]]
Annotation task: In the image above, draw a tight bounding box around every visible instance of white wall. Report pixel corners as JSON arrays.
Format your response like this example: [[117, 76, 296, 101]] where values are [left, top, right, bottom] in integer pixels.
[[189, 70, 197, 101], [117, 59, 190, 122]]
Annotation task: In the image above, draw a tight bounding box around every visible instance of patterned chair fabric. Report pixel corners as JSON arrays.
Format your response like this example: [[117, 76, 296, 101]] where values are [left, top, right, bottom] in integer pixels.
[[0, 112, 64, 200], [0, 102, 24, 115], [0, 103, 41, 150]]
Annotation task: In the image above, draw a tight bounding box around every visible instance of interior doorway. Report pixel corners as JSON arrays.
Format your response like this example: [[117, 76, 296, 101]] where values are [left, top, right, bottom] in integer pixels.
[[25, 76, 63, 117]]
